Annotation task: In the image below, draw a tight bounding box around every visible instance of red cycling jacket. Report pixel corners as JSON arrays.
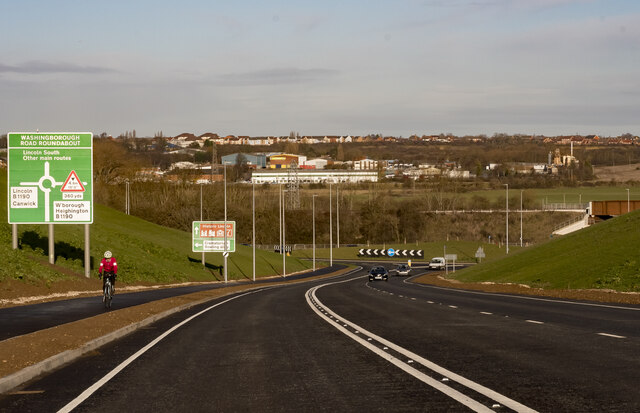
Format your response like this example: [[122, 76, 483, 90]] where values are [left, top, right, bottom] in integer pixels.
[[99, 257, 118, 275]]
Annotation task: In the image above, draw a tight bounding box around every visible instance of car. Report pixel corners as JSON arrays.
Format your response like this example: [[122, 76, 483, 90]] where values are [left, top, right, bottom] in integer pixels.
[[395, 264, 411, 276], [428, 257, 446, 270], [368, 266, 389, 281]]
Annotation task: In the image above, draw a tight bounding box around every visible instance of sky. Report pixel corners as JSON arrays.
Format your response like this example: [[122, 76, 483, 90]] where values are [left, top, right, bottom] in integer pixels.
[[1, 0, 639, 138]]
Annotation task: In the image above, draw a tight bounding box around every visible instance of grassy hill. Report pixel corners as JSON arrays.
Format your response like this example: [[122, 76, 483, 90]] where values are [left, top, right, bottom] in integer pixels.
[[0, 168, 312, 286], [452, 210, 640, 291]]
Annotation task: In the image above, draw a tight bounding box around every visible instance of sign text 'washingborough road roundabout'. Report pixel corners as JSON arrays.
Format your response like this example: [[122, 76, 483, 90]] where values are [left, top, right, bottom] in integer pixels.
[[7, 132, 93, 224]]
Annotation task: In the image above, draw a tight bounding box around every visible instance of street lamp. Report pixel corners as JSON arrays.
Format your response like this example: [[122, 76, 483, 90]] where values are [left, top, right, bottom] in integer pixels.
[[312, 194, 317, 271], [329, 182, 333, 266], [336, 184, 340, 249], [200, 183, 205, 266], [626, 188, 630, 213], [504, 184, 509, 254], [252, 180, 255, 282], [520, 189, 523, 247], [223, 163, 228, 283], [282, 184, 286, 277]]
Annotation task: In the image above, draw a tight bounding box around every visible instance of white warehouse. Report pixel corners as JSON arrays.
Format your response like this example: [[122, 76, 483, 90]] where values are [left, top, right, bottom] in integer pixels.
[[251, 170, 378, 184]]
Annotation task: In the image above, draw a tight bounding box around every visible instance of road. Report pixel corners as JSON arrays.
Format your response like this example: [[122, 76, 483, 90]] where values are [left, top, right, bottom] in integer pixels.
[[0, 265, 344, 341], [1, 266, 638, 412]]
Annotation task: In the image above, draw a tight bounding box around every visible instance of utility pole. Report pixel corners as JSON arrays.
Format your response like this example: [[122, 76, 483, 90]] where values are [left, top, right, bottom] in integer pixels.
[[520, 189, 523, 247], [312, 194, 317, 271], [329, 182, 333, 266], [211, 144, 217, 183], [336, 184, 340, 248], [504, 184, 509, 255]]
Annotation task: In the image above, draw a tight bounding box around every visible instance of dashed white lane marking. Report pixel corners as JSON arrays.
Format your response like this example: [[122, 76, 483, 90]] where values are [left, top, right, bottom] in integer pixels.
[[525, 320, 544, 325], [597, 333, 626, 339], [307, 278, 537, 413], [480, 312, 493, 315], [448, 305, 458, 309]]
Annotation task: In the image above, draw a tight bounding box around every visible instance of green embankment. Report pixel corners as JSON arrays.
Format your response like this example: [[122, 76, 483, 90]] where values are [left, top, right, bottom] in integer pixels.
[[0, 169, 311, 285], [452, 210, 640, 291]]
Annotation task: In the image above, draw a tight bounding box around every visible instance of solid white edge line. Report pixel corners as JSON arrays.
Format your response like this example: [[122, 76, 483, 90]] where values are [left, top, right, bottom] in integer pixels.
[[308, 277, 537, 413], [403, 275, 640, 312], [597, 333, 626, 339], [57, 289, 261, 413]]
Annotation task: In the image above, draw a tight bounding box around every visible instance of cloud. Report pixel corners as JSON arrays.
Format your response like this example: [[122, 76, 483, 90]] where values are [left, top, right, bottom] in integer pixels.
[[0, 61, 117, 75], [216, 67, 339, 86]]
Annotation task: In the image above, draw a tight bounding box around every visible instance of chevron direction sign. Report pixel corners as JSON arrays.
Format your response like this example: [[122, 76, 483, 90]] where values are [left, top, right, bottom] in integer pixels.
[[358, 248, 423, 258]]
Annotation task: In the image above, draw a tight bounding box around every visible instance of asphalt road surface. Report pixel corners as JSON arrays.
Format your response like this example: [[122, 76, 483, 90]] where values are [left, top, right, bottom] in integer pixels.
[[0, 265, 344, 341], [1, 266, 639, 412]]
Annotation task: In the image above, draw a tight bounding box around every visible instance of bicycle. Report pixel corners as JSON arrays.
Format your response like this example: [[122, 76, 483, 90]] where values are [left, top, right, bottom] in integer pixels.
[[101, 272, 115, 309]]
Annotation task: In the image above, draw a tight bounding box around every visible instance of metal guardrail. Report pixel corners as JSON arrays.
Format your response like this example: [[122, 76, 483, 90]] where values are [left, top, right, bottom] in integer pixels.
[[543, 203, 588, 211]]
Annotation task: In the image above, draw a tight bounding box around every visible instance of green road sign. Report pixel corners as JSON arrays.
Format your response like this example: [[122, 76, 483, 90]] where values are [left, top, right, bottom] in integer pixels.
[[7, 132, 93, 224], [192, 221, 236, 252]]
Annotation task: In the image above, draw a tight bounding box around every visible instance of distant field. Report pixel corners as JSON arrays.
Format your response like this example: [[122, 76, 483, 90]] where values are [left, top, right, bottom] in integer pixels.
[[314, 184, 640, 209], [593, 162, 640, 182]]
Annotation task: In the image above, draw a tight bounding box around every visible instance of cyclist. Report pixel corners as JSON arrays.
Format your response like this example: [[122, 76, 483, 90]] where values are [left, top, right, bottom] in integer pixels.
[[98, 250, 118, 293]]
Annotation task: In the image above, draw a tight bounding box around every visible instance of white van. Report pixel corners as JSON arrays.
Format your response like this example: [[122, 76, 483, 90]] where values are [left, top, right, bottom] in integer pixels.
[[428, 257, 446, 270]]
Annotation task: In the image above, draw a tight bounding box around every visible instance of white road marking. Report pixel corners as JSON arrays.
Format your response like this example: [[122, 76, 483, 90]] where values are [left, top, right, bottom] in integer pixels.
[[307, 278, 537, 413], [57, 289, 264, 413], [449, 305, 458, 309], [404, 277, 640, 312], [597, 333, 626, 339], [526, 320, 544, 325], [480, 312, 493, 315]]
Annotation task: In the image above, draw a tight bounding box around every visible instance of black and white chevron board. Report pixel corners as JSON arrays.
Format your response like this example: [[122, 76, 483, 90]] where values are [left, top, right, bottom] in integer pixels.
[[357, 248, 423, 258]]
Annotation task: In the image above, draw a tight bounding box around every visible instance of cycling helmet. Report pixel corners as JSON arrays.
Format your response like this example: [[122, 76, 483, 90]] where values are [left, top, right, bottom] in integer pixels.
[[104, 251, 112, 259]]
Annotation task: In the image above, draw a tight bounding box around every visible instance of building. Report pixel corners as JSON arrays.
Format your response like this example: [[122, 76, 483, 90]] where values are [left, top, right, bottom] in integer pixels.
[[221, 153, 267, 168], [269, 154, 307, 168], [304, 158, 329, 169], [353, 158, 378, 170], [251, 170, 378, 185]]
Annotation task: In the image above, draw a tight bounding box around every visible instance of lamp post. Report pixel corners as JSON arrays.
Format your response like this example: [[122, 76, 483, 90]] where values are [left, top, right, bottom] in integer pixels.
[[329, 182, 333, 266], [627, 188, 630, 213], [520, 189, 523, 247], [200, 183, 205, 266], [282, 184, 286, 277], [312, 194, 317, 271], [504, 184, 509, 254], [223, 163, 228, 283], [125, 179, 130, 215], [252, 180, 255, 282], [279, 184, 282, 259], [336, 184, 340, 249]]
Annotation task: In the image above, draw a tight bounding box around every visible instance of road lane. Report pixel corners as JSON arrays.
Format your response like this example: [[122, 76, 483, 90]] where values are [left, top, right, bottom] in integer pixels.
[[2, 267, 638, 411], [1, 271, 465, 412], [316, 273, 640, 411], [0, 265, 345, 341]]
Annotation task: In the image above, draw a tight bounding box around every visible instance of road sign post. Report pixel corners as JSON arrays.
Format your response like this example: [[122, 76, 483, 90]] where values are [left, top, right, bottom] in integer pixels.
[[192, 221, 236, 253], [7, 132, 93, 273]]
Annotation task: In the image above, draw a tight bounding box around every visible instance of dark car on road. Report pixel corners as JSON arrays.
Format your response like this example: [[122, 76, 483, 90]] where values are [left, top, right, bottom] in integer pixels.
[[368, 266, 389, 281]]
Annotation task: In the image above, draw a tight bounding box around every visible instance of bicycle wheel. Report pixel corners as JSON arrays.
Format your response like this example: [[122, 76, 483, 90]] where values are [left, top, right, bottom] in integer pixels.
[[104, 281, 112, 309]]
